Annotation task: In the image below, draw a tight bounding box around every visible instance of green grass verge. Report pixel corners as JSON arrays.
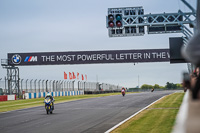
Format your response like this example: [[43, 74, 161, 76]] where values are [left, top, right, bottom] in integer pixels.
[[0, 92, 135, 113], [112, 92, 185, 133]]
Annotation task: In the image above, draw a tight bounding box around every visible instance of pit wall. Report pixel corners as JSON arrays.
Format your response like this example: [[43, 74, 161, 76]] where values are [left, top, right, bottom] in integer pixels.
[[24, 90, 84, 99]]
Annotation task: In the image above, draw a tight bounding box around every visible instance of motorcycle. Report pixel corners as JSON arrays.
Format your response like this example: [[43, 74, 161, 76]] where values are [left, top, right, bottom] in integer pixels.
[[121, 90, 125, 96], [44, 97, 54, 114], [151, 88, 154, 92]]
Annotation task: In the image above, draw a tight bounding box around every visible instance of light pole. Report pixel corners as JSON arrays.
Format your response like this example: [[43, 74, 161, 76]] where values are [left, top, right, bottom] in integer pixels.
[[38, 79, 41, 92], [34, 79, 37, 93], [53, 80, 55, 92], [30, 79, 33, 93], [46, 80, 48, 92], [84, 81, 86, 92], [21, 79, 23, 93], [25, 79, 28, 92], [56, 81, 58, 91], [42, 80, 45, 92], [78, 81, 80, 90], [49, 80, 52, 92], [60, 81, 64, 92], [64, 81, 67, 91], [72, 80, 75, 91], [138, 75, 140, 88], [67, 81, 70, 91], [59, 80, 61, 91]]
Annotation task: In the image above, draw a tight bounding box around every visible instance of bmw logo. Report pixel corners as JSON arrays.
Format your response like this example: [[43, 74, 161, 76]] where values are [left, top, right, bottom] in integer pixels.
[[11, 54, 22, 64]]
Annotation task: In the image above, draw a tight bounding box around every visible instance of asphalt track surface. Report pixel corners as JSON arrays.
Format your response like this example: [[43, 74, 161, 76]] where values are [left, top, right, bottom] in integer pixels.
[[0, 91, 177, 133]]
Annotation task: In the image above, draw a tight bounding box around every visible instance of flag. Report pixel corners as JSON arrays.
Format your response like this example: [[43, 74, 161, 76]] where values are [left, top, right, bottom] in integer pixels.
[[77, 72, 79, 80], [73, 72, 76, 79], [64, 72, 67, 79], [69, 72, 72, 80], [82, 74, 84, 80], [85, 74, 87, 81]]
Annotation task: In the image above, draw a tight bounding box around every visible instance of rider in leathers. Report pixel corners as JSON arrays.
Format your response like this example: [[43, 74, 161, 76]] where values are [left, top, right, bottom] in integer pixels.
[[45, 93, 55, 109]]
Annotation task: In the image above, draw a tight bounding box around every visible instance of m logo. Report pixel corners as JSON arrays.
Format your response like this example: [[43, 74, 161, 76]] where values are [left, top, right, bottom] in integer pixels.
[[24, 56, 38, 62]]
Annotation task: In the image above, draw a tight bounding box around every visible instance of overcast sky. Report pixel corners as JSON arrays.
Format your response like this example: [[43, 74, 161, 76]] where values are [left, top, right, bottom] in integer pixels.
[[0, 0, 197, 88]]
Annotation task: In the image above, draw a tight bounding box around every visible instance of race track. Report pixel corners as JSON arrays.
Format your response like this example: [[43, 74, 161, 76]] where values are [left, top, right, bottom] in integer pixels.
[[0, 91, 177, 133]]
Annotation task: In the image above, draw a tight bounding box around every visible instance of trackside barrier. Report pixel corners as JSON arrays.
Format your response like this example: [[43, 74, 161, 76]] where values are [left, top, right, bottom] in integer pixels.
[[0, 95, 16, 102], [172, 91, 189, 133], [24, 90, 84, 99]]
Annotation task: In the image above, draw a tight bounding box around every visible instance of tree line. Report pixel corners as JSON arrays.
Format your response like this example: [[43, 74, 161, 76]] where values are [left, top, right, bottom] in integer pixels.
[[140, 82, 182, 89]]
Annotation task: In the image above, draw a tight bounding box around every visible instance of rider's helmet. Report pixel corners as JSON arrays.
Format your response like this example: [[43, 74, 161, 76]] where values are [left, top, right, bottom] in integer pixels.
[[46, 93, 51, 97]]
